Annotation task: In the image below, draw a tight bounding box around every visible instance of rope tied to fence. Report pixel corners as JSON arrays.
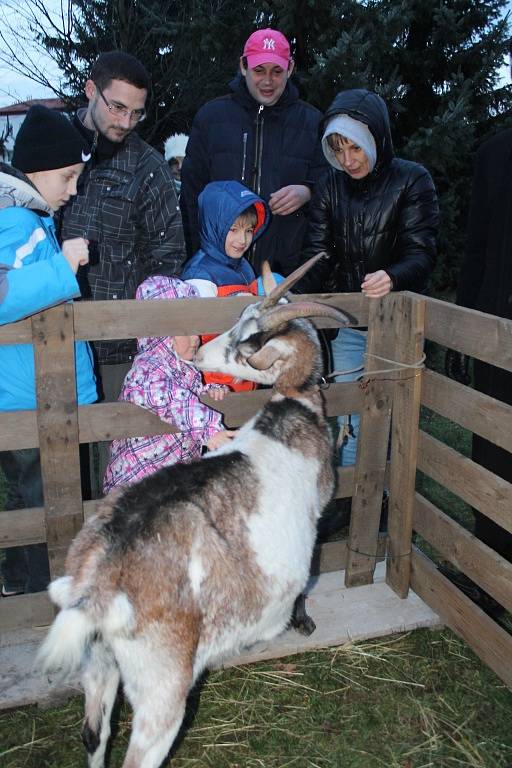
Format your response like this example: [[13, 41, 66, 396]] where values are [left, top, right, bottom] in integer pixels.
[[345, 543, 412, 560], [321, 351, 426, 389]]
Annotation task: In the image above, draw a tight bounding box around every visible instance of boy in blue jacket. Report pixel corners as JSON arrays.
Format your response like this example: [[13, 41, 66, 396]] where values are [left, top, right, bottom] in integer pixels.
[[182, 180, 272, 391], [182, 179, 269, 293], [0, 105, 97, 595]]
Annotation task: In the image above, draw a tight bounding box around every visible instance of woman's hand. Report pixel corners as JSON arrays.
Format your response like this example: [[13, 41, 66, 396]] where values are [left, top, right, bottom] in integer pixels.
[[361, 270, 392, 298]]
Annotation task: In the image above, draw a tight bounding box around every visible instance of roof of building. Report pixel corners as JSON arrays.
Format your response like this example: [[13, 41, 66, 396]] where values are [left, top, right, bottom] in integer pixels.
[[0, 97, 67, 117]]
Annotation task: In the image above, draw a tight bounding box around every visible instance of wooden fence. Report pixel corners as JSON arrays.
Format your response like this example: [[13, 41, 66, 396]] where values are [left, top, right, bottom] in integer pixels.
[[0, 291, 511, 688]]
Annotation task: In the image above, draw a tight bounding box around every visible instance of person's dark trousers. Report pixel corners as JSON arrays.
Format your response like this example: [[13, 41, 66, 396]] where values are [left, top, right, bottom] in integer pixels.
[[89, 361, 131, 499], [472, 359, 512, 562], [0, 448, 50, 594]]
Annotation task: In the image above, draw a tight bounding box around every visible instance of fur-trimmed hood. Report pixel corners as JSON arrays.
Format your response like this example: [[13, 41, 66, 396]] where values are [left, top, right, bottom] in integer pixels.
[[0, 163, 52, 216]]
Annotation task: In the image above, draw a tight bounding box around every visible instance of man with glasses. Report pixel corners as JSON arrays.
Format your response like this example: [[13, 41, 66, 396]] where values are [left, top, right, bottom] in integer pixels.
[[59, 50, 187, 496]]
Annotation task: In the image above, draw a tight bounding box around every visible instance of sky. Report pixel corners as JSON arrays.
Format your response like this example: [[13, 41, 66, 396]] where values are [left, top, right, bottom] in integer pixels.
[[0, 1, 511, 108], [0, 62, 61, 108], [0, 0, 64, 107]]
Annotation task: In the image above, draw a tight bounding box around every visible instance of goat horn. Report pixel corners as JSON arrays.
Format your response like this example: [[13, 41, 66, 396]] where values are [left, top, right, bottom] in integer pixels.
[[259, 252, 327, 309], [259, 301, 351, 331]]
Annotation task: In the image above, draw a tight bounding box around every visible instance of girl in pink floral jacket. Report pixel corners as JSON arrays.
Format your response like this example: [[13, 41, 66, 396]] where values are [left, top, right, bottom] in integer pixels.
[[103, 276, 232, 494]]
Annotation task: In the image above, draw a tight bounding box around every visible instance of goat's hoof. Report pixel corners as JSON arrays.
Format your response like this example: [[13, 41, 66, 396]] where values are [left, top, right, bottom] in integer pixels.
[[290, 593, 316, 636], [294, 614, 316, 636]]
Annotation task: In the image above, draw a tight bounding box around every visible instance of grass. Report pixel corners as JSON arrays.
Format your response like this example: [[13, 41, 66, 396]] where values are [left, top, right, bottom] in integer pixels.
[[1, 629, 511, 768]]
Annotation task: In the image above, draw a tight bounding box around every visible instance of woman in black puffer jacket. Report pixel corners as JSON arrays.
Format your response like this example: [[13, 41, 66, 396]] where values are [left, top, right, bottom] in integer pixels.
[[298, 88, 439, 466]]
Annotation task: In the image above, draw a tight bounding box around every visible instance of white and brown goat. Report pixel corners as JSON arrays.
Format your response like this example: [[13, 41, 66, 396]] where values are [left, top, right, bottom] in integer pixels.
[[37, 255, 349, 768]]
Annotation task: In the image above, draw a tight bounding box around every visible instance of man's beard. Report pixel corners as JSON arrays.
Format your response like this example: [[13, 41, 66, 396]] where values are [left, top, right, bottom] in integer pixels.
[[91, 104, 130, 144]]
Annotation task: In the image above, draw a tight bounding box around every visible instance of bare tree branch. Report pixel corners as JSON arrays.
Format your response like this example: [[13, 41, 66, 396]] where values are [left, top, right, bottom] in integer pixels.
[[0, 0, 72, 98]]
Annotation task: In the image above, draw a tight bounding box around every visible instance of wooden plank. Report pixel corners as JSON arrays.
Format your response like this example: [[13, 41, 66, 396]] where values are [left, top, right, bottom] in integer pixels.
[[418, 430, 512, 535], [0, 380, 365, 452], [0, 409, 38, 451], [0, 507, 46, 547], [0, 466, 360, 549], [204, 381, 364, 428], [423, 294, 512, 371], [386, 294, 425, 597], [0, 316, 32, 345], [410, 547, 512, 689], [72, 293, 368, 342], [413, 493, 512, 613], [0, 382, 365, 450], [421, 368, 512, 453], [0, 591, 54, 631], [32, 306, 84, 579], [0, 500, 100, 549], [0, 564, 441, 709], [345, 297, 394, 587], [0, 540, 389, 636], [311, 534, 387, 574], [0, 294, 368, 345], [232, 563, 441, 668], [0, 465, 363, 549], [335, 466, 355, 499]]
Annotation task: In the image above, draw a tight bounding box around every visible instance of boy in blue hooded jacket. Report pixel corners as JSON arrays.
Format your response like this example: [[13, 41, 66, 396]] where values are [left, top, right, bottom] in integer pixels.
[[182, 180, 269, 294], [182, 180, 273, 391]]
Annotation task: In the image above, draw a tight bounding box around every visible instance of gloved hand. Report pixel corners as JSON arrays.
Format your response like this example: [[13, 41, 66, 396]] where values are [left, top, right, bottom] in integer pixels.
[[445, 349, 471, 385]]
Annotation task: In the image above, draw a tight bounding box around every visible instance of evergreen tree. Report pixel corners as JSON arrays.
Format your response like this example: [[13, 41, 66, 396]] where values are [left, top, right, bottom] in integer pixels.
[[2, 0, 510, 289]]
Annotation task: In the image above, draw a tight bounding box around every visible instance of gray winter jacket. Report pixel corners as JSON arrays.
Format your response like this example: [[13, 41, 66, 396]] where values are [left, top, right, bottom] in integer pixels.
[[59, 111, 187, 364]]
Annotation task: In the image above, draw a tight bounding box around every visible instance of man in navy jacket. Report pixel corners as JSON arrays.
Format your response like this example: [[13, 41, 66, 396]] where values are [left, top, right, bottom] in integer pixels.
[[180, 28, 326, 276]]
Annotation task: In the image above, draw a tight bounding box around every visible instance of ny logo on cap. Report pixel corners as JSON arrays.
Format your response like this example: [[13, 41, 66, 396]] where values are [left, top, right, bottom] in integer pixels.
[[263, 38, 276, 50]]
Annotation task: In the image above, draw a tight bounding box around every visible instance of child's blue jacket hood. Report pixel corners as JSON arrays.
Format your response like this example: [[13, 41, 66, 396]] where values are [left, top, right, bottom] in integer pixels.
[[182, 181, 270, 285]]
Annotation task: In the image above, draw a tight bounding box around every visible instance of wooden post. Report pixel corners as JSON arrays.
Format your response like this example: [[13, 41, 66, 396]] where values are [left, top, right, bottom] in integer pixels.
[[345, 297, 395, 587], [31, 305, 84, 579], [386, 293, 425, 597]]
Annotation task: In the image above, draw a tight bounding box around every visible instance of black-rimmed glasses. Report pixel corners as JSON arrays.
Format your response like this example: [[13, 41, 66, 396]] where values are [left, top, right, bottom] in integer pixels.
[[95, 84, 146, 123]]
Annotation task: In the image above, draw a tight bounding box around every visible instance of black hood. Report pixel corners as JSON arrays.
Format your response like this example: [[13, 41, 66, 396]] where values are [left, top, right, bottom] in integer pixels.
[[323, 89, 394, 173]]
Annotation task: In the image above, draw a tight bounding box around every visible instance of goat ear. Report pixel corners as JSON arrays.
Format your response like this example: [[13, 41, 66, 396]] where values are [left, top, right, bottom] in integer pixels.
[[260, 261, 278, 296], [247, 344, 283, 371]]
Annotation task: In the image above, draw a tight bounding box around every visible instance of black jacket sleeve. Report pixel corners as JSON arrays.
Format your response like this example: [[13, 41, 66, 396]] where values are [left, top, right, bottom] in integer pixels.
[[292, 172, 338, 294], [384, 166, 439, 293]]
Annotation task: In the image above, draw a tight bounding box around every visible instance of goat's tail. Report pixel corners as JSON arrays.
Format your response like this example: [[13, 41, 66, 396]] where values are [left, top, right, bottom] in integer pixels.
[[37, 603, 95, 678], [37, 576, 135, 678]]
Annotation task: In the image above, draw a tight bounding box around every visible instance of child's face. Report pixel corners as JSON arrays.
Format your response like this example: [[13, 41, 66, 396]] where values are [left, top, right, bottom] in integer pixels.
[[29, 162, 85, 211], [173, 334, 200, 361], [225, 217, 255, 259]]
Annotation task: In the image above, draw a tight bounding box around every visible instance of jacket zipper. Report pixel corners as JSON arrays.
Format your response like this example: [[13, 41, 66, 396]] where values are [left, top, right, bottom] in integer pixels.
[[254, 105, 264, 195], [249, 106, 265, 269], [241, 132, 248, 182]]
